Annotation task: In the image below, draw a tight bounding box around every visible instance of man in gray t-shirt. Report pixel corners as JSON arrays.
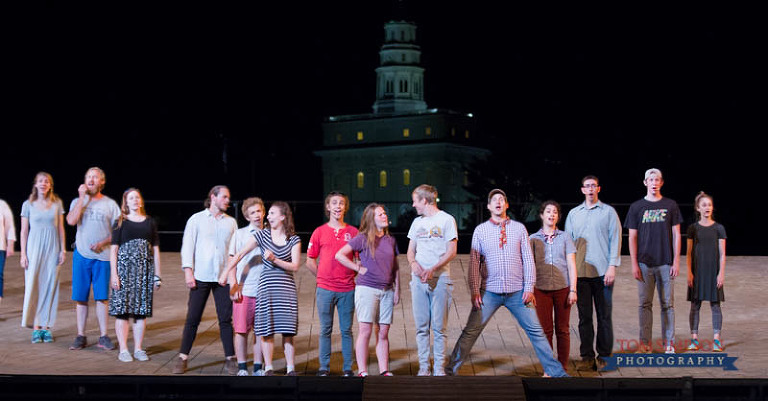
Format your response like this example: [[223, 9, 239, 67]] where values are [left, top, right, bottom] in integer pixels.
[[65, 167, 120, 351]]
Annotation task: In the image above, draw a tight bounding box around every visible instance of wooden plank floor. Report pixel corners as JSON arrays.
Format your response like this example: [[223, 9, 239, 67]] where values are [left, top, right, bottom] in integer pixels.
[[0, 253, 766, 378]]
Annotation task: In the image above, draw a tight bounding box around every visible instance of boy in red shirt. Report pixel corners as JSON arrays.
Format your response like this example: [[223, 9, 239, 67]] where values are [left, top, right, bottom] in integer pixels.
[[306, 191, 358, 376]]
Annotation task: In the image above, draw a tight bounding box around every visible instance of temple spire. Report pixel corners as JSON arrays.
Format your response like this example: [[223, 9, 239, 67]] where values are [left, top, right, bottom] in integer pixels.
[[372, 20, 427, 114]]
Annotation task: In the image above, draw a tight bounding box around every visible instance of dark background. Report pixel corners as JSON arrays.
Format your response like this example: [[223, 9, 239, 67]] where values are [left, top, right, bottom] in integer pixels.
[[5, 1, 763, 254]]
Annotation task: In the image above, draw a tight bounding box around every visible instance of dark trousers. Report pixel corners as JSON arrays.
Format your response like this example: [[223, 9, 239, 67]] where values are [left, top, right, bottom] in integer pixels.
[[179, 280, 235, 357], [534, 287, 572, 370], [576, 277, 613, 359]]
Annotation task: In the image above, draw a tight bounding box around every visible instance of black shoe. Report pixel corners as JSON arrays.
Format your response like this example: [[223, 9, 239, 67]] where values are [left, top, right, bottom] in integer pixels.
[[317, 370, 330, 377], [576, 358, 597, 371], [342, 370, 355, 377]]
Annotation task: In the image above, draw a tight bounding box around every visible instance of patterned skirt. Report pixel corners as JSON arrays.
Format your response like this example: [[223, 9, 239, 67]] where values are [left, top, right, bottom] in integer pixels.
[[109, 239, 154, 317]]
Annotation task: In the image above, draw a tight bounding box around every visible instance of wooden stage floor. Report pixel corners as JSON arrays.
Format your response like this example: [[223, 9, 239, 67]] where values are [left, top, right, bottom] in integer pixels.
[[1, 253, 766, 380]]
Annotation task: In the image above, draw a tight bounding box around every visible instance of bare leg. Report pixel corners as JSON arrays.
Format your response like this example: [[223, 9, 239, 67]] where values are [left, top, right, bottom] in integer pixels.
[[76, 302, 89, 336], [376, 324, 391, 374], [115, 318, 129, 352], [235, 333, 248, 363], [283, 335, 295, 371], [132, 319, 146, 351], [356, 322, 373, 374], [261, 336, 274, 369], [95, 300, 109, 337], [253, 334, 263, 364]]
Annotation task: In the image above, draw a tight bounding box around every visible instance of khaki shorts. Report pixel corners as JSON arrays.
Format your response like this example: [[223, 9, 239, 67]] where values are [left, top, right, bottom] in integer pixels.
[[354, 285, 394, 325]]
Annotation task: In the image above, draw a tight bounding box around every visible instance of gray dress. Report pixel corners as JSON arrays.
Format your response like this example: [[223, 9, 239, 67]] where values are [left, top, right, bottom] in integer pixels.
[[686, 223, 727, 302], [21, 200, 64, 329]]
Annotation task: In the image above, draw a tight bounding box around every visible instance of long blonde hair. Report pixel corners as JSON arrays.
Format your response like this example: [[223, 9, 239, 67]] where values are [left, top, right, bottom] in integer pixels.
[[28, 172, 60, 204], [358, 203, 388, 258]]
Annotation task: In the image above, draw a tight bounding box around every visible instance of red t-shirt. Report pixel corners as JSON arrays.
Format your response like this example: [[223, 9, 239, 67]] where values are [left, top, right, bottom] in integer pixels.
[[307, 223, 359, 292]]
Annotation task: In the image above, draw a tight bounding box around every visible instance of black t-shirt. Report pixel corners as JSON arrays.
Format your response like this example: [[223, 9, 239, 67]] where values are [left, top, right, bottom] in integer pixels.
[[111, 217, 160, 247], [624, 197, 682, 266]]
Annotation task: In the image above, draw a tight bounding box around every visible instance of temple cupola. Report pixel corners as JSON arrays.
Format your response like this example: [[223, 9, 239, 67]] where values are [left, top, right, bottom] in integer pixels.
[[372, 21, 427, 114]]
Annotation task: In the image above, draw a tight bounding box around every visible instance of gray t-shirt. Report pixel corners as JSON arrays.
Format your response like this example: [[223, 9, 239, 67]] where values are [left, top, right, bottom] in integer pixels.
[[70, 195, 120, 261]]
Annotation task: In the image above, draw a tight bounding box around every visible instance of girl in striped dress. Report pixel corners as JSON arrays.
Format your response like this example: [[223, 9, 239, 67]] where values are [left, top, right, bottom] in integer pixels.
[[224, 201, 301, 376]]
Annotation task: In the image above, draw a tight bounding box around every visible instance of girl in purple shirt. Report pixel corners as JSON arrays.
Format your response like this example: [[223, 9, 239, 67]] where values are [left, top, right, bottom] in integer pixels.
[[336, 203, 400, 376]]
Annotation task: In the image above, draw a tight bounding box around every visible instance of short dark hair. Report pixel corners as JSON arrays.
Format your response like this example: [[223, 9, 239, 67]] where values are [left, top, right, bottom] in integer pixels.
[[538, 200, 562, 220], [324, 191, 349, 218], [581, 175, 599, 186]]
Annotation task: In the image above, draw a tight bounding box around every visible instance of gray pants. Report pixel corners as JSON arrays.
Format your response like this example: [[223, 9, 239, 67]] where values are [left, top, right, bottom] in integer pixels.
[[638, 263, 675, 347], [690, 299, 722, 335]]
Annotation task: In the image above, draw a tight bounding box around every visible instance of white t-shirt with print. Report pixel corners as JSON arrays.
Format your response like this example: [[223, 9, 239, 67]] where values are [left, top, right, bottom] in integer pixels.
[[407, 210, 457, 277]]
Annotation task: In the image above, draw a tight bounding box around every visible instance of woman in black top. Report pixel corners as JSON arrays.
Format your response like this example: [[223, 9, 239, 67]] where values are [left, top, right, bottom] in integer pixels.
[[109, 188, 162, 363]]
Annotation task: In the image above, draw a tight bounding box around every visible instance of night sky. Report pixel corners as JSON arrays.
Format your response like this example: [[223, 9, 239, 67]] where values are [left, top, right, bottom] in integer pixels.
[[6, 2, 762, 254]]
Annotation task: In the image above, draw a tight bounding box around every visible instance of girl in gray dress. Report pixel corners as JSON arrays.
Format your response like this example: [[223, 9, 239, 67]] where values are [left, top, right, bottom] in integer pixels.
[[20, 172, 67, 343], [685, 192, 727, 352]]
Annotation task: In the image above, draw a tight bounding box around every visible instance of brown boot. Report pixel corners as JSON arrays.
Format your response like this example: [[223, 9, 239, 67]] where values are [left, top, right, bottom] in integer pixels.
[[172, 356, 187, 374]]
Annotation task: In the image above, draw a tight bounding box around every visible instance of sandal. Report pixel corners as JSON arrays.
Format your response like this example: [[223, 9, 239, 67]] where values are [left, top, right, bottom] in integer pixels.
[[380, 371, 393, 376]]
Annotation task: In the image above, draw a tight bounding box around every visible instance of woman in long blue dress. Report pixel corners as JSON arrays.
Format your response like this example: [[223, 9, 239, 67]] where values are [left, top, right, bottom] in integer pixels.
[[20, 172, 67, 343]]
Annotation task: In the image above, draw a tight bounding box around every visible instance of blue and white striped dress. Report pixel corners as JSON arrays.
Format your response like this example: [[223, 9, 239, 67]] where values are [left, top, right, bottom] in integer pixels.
[[253, 229, 301, 336]]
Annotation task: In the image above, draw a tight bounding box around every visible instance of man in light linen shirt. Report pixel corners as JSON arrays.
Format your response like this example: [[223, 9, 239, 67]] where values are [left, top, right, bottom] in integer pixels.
[[172, 185, 238, 375]]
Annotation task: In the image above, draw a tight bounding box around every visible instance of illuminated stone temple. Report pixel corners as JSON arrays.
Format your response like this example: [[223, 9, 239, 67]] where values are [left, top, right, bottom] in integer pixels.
[[316, 20, 489, 229]]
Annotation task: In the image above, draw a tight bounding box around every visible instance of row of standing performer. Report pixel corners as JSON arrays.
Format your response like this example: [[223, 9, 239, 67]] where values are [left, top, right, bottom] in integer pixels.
[[0, 167, 726, 376]]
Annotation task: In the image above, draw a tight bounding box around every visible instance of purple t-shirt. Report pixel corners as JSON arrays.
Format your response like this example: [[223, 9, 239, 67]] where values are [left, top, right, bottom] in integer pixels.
[[347, 233, 399, 290]]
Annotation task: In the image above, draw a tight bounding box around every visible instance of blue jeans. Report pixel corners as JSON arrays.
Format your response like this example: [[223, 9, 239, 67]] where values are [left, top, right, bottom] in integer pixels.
[[411, 274, 453, 371], [638, 263, 675, 346], [316, 287, 355, 371], [446, 290, 568, 377], [0, 250, 5, 297]]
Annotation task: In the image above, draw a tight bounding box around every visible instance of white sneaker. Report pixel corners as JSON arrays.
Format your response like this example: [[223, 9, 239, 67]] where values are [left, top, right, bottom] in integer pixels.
[[133, 349, 149, 362], [118, 351, 133, 362], [237, 369, 249, 376], [417, 367, 431, 376], [665, 345, 676, 354], [433, 368, 446, 377], [253, 369, 265, 376]]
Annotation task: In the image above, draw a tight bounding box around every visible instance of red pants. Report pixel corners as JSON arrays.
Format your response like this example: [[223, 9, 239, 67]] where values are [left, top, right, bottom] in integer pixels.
[[534, 287, 571, 370]]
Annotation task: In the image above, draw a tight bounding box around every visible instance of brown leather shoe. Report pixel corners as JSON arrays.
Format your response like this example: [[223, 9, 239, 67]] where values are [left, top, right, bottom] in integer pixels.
[[575, 358, 597, 371], [225, 358, 238, 375], [172, 356, 187, 374]]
